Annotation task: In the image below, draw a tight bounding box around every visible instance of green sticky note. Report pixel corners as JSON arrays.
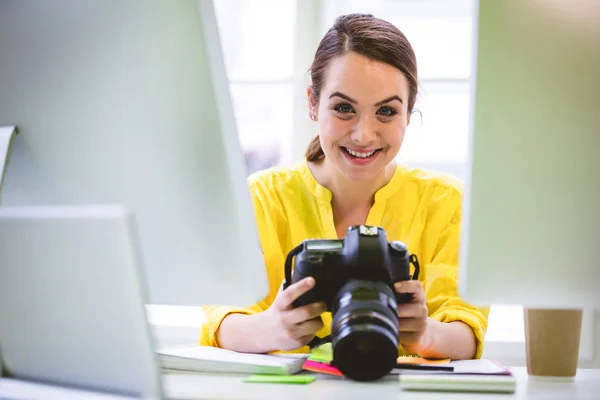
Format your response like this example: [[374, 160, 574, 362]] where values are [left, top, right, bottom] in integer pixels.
[[309, 342, 333, 363], [243, 374, 316, 384]]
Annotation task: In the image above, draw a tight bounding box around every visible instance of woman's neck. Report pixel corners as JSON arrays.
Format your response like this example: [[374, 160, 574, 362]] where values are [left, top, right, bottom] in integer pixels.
[[309, 158, 396, 214]]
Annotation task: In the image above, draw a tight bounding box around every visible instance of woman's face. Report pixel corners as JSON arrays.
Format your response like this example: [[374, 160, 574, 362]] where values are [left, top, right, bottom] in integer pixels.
[[309, 52, 412, 181]]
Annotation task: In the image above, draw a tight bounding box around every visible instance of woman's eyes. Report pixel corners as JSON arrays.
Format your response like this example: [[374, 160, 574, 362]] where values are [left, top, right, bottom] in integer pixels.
[[332, 103, 398, 118], [377, 106, 398, 117], [333, 103, 354, 114]]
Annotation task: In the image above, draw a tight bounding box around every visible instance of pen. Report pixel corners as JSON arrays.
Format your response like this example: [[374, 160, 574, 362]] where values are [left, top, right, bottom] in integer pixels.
[[394, 364, 454, 372]]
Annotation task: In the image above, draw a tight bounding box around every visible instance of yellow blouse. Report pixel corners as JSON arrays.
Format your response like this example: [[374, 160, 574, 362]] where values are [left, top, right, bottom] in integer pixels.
[[199, 160, 489, 358]]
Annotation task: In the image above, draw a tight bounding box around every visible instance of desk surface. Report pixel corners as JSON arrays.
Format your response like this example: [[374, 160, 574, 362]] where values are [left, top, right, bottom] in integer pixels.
[[1, 367, 599, 400]]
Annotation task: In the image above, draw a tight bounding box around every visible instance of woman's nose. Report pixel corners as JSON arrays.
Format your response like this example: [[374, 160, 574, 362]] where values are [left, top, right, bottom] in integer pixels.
[[350, 116, 377, 145]]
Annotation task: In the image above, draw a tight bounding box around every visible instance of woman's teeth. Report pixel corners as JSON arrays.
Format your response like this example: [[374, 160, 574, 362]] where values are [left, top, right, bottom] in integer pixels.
[[345, 148, 377, 158]]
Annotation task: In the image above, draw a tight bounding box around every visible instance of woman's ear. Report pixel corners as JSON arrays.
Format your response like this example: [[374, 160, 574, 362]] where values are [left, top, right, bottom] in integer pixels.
[[306, 86, 318, 121]]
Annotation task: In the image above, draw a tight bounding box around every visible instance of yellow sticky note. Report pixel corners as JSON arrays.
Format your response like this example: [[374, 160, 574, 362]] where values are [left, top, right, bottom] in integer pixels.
[[397, 356, 451, 365]]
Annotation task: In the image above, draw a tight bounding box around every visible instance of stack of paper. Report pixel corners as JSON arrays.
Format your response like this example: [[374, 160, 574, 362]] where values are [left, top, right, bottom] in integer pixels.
[[157, 344, 308, 375]]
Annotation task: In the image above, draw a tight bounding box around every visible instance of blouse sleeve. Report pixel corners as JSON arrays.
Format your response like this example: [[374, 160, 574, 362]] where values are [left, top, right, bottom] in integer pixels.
[[424, 191, 490, 359]]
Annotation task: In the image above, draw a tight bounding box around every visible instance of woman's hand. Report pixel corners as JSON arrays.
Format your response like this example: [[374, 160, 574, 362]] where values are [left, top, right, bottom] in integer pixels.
[[217, 277, 325, 353], [394, 280, 431, 355], [263, 277, 326, 351]]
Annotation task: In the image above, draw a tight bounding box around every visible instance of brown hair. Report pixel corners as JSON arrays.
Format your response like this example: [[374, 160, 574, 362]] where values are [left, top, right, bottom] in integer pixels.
[[305, 13, 418, 162]]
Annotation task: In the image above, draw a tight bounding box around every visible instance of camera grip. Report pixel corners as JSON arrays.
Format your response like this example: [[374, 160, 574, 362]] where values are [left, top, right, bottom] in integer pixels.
[[292, 286, 321, 308], [289, 259, 323, 308], [283, 242, 326, 309]]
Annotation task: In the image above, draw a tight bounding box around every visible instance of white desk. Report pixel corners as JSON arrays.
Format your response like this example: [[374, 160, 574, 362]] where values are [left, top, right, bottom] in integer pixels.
[[1, 368, 599, 400]]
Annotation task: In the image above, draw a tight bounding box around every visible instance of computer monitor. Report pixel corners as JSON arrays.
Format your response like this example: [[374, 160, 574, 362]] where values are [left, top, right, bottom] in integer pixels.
[[0, 0, 269, 306], [459, 0, 599, 309]]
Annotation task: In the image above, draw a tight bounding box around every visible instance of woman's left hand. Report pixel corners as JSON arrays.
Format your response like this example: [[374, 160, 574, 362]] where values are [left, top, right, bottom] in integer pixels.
[[394, 280, 431, 355]]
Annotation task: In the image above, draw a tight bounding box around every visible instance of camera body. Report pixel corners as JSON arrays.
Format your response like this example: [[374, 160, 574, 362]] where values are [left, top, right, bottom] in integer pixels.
[[283, 225, 420, 382], [286, 225, 418, 310]]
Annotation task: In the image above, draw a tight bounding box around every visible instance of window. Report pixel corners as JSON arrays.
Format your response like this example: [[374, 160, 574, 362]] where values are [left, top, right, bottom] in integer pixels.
[[213, 0, 297, 175]]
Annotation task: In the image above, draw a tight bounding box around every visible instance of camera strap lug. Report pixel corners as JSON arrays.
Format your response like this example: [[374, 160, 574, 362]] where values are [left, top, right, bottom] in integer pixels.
[[409, 254, 420, 280]]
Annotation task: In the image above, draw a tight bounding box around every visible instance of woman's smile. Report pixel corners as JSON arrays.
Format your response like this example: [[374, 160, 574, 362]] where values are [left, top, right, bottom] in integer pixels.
[[340, 146, 383, 166]]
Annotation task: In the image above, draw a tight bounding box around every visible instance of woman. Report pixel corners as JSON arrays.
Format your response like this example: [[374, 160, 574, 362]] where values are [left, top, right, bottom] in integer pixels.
[[199, 13, 489, 360]]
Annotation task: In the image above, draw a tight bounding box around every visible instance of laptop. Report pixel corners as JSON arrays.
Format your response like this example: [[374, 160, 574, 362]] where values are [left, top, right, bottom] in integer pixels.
[[0, 205, 166, 399]]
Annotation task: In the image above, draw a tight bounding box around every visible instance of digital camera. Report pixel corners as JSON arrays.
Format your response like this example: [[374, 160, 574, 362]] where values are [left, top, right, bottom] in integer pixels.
[[283, 225, 420, 382]]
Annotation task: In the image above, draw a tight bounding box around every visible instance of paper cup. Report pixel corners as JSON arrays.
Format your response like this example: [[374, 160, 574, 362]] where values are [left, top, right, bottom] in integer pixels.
[[524, 308, 583, 378]]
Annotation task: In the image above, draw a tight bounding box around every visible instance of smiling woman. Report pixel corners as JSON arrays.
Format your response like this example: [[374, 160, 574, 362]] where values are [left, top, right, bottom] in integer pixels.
[[307, 53, 411, 183], [198, 13, 489, 364], [305, 15, 417, 179]]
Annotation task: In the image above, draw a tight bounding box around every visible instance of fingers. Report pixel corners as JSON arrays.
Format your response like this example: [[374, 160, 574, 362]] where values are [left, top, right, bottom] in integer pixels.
[[275, 317, 324, 350], [398, 317, 428, 333], [398, 331, 422, 346], [292, 317, 324, 338], [284, 332, 321, 351], [395, 280, 428, 348], [275, 277, 315, 310], [394, 280, 425, 303], [284, 302, 326, 325], [396, 302, 428, 319]]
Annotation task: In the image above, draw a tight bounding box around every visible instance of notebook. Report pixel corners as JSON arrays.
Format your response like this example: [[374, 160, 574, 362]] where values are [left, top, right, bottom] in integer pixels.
[[402, 358, 516, 394], [156, 344, 308, 375], [399, 374, 516, 394]]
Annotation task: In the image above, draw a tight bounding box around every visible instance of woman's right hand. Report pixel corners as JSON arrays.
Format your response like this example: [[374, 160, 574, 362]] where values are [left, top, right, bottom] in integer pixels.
[[263, 277, 326, 351]]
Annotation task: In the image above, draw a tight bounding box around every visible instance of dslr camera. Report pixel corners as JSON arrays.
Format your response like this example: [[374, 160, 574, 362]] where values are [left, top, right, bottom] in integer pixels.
[[283, 225, 420, 382]]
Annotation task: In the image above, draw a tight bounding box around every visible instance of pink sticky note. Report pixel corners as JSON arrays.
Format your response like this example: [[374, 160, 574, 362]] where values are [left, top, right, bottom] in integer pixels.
[[302, 360, 344, 377]]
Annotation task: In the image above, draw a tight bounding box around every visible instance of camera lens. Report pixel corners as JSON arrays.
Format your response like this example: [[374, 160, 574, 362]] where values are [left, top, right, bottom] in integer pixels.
[[330, 280, 399, 381]]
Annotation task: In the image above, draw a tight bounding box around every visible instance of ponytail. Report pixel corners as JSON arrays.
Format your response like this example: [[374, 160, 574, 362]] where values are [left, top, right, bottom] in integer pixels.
[[305, 135, 324, 161]]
